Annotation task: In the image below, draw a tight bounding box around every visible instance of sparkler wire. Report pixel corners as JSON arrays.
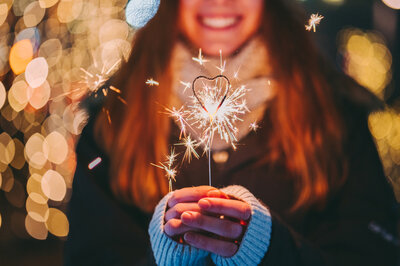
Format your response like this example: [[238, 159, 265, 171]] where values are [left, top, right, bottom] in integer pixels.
[[192, 74, 231, 186]]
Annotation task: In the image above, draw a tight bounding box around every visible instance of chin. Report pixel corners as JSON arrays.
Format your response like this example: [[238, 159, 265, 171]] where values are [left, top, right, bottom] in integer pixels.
[[200, 41, 241, 57]]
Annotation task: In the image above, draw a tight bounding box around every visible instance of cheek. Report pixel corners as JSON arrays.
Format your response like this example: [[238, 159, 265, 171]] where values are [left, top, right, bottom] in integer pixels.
[[178, 0, 199, 37], [241, 0, 263, 33]]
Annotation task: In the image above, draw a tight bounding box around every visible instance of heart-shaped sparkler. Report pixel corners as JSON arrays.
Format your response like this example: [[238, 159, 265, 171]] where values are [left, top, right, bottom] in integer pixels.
[[191, 75, 231, 121]]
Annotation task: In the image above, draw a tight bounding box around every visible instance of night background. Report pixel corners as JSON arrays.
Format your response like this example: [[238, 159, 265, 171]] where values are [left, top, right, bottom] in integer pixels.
[[0, 0, 399, 265]]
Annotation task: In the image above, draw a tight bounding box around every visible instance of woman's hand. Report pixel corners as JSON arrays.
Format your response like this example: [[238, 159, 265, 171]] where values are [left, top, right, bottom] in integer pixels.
[[165, 186, 220, 237], [164, 186, 251, 257]]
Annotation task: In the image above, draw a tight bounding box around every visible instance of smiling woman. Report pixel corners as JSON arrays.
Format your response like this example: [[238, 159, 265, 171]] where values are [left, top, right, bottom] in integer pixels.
[[65, 0, 399, 265], [178, 0, 263, 55]]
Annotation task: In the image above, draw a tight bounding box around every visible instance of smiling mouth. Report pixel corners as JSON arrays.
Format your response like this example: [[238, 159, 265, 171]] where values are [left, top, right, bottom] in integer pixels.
[[198, 16, 242, 30]]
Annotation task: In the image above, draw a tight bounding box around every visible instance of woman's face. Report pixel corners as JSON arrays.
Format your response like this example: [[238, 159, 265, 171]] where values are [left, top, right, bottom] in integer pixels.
[[178, 0, 263, 56]]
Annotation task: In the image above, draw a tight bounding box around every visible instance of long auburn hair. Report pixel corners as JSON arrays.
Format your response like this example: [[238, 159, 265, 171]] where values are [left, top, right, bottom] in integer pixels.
[[95, 0, 346, 212]]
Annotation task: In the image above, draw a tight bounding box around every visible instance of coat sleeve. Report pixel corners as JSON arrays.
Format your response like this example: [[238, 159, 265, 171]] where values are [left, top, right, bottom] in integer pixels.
[[259, 111, 399, 266], [64, 120, 156, 266]]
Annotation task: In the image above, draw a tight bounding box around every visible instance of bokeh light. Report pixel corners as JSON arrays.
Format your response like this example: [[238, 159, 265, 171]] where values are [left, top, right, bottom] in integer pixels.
[[9, 39, 33, 75], [41, 170, 66, 202], [25, 57, 49, 89], [338, 28, 400, 200], [382, 0, 400, 9]]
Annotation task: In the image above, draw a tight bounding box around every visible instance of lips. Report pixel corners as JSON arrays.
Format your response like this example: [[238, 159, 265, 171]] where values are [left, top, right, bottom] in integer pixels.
[[198, 15, 242, 30]]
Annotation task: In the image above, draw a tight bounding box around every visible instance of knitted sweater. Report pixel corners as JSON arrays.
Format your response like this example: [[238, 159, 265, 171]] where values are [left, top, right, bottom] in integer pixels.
[[148, 186, 272, 266]]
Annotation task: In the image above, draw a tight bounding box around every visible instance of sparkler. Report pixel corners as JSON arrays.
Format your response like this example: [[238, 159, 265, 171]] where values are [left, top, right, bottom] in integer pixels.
[[146, 78, 160, 86], [305, 13, 324, 32], [160, 49, 249, 186], [151, 149, 178, 192]]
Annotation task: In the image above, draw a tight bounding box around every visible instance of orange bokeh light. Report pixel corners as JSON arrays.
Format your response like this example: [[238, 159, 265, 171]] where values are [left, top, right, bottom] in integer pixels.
[[9, 39, 33, 75]]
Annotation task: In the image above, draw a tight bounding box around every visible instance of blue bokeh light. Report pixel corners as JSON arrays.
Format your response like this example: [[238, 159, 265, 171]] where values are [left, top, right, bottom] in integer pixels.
[[125, 0, 161, 28]]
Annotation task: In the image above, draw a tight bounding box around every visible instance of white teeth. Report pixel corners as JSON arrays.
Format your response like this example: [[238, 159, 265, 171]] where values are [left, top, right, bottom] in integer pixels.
[[201, 17, 238, 29]]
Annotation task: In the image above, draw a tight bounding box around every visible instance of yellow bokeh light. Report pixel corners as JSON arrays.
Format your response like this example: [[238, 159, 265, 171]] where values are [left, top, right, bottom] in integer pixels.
[[382, 0, 400, 9], [25, 133, 49, 169], [63, 103, 88, 135], [44, 131, 69, 164], [39, 0, 59, 9], [27, 80, 51, 109], [341, 29, 392, 98], [23, 1, 45, 28], [41, 169, 66, 201], [25, 214, 48, 240], [99, 19, 129, 44], [9, 39, 33, 74], [0, 81, 6, 110], [8, 80, 29, 112], [46, 208, 69, 237], [0, 132, 15, 165], [57, 0, 83, 23], [0, 167, 14, 192], [0, 4, 8, 27], [38, 38, 63, 67], [26, 193, 49, 222], [25, 57, 49, 88], [10, 138, 26, 170], [27, 173, 49, 201]]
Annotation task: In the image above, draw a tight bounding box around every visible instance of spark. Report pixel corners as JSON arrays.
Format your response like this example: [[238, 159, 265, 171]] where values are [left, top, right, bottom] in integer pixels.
[[175, 135, 200, 163], [164, 106, 191, 139], [216, 50, 226, 74], [151, 149, 178, 192], [192, 48, 209, 65], [249, 121, 260, 132], [180, 81, 191, 93], [233, 66, 241, 81], [79, 59, 122, 96], [165, 148, 178, 168], [151, 162, 177, 192], [88, 157, 102, 169], [305, 13, 324, 32], [103, 108, 111, 124], [146, 78, 159, 86]]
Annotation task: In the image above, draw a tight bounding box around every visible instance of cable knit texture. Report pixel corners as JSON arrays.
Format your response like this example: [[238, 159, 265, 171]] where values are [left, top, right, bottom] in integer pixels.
[[211, 185, 272, 266], [148, 192, 209, 266], [149, 186, 272, 265]]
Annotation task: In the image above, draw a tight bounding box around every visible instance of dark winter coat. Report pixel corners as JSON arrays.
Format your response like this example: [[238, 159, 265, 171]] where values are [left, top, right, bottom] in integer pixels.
[[64, 73, 399, 265]]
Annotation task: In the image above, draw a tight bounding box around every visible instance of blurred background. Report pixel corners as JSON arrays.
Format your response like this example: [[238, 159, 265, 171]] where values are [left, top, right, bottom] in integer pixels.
[[0, 0, 399, 265]]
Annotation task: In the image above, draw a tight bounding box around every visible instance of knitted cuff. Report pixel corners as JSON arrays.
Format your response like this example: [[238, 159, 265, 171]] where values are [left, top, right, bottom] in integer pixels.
[[148, 192, 210, 266], [211, 185, 272, 266]]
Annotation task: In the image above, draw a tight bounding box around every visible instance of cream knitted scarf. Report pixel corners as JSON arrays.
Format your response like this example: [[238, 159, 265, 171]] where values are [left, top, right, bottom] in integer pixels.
[[170, 37, 275, 151]]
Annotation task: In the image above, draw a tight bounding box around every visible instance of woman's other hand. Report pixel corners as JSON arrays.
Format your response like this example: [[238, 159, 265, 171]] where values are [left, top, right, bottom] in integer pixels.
[[165, 186, 251, 257]]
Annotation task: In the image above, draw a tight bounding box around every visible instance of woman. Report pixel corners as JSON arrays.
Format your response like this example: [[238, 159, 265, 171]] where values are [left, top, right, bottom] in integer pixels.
[[65, 0, 399, 265]]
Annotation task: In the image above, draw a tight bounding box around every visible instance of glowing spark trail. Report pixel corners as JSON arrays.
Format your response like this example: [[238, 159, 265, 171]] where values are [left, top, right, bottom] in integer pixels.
[[249, 121, 260, 132], [305, 13, 324, 32], [180, 81, 191, 93], [192, 48, 209, 65], [151, 149, 178, 192], [146, 78, 159, 86], [175, 135, 200, 163], [216, 50, 226, 74]]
